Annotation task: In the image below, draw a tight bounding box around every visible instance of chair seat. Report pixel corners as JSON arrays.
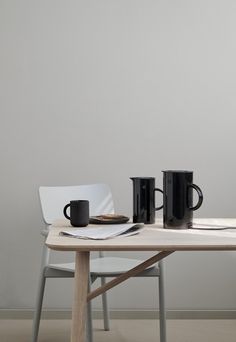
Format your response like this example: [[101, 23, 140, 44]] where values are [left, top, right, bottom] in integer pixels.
[[49, 257, 159, 277]]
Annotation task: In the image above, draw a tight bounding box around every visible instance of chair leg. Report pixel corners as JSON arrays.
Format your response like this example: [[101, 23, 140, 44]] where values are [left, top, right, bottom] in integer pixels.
[[32, 243, 49, 342], [32, 274, 46, 342], [158, 261, 166, 342], [101, 277, 110, 331], [87, 276, 93, 342]]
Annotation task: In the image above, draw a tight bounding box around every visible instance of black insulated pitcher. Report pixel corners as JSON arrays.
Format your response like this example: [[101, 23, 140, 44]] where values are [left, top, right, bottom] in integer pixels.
[[130, 177, 163, 224], [162, 170, 203, 229]]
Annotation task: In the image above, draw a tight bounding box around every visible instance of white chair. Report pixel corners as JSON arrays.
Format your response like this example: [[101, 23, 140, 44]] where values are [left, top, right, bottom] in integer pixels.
[[32, 183, 166, 342]]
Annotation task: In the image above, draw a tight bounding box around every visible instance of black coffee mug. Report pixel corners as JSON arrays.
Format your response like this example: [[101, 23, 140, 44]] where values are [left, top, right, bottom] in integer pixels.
[[63, 200, 89, 227], [130, 177, 163, 224], [157, 170, 203, 229]]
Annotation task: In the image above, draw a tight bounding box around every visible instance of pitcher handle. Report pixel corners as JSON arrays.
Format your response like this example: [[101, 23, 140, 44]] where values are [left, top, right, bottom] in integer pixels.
[[154, 188, 163, 210], [188, 184, 203, 211]]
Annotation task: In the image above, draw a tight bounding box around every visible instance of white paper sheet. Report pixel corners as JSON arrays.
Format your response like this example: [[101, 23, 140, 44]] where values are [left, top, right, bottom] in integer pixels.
[[60, 223, 143, 240]]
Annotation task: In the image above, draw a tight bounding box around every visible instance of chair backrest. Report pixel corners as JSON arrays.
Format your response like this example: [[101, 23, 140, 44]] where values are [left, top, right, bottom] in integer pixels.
[[39, 183, 115, 224]]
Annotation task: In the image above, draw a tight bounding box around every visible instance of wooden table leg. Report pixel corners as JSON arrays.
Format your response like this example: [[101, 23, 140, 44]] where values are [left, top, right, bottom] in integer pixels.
[[71, 251, 90, 342]]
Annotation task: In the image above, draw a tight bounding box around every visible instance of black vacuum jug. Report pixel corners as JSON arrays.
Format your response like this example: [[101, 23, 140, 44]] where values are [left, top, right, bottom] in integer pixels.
[[130, 177, 163, 224], [162, 170, 203, 229]]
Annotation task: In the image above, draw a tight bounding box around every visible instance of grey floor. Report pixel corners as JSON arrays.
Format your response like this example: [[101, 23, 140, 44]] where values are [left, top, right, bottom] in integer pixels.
[[1, 319, 236, 342]]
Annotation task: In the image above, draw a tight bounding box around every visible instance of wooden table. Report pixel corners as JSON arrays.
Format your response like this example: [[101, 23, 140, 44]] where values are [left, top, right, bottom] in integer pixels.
[[46, 218, 236, 342]]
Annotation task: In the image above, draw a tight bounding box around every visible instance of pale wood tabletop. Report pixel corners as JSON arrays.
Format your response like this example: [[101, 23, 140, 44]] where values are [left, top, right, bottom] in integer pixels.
[[46, 218, 236, 252]]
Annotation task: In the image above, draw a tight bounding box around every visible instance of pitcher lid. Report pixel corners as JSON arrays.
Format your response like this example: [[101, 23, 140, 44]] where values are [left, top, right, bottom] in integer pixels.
[[162, 170, 193, 173], [130, 177, 155, 179]]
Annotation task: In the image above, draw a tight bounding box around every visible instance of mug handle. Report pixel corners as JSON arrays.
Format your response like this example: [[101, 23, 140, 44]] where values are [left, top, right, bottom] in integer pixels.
[[63, 203, 71, 220], [188, 184, 203, 211], [154, 188, 164, 210]]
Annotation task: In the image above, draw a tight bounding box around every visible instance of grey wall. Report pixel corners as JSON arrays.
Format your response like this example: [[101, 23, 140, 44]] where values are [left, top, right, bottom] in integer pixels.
[[1, 0, 236, 311]]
